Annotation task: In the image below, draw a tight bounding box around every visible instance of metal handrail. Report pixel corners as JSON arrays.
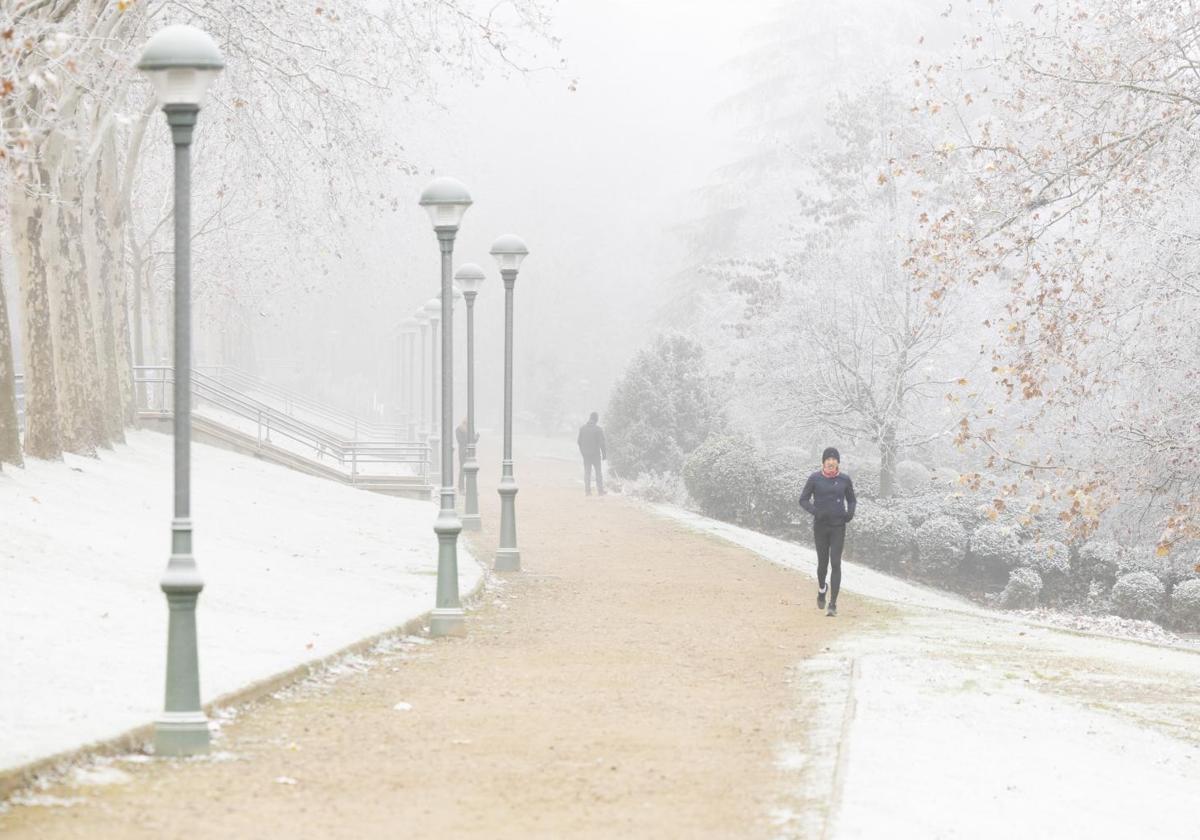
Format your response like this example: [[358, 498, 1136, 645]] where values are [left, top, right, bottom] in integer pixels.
[[135, 366, 427, 480], [199, 365, 408, 441]]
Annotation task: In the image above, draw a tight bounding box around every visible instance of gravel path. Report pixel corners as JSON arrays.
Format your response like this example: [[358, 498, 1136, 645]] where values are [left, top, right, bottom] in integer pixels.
[[0, 449, 859, 838]]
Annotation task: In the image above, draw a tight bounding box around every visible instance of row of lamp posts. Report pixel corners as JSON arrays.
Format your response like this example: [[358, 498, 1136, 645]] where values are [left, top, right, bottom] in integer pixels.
[[416, 179, 529, 635], [137, 24, 532, 756]]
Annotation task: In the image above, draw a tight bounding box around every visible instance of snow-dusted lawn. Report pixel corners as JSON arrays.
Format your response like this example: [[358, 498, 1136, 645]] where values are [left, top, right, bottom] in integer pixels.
[[0, 430, 479, 773], [653, 503, 1200, 839]]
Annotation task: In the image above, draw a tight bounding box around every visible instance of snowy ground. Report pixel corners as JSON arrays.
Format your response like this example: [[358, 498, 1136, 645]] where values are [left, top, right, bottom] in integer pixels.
[[653, 504, 1200, 839], [0, 430, 479, 773]]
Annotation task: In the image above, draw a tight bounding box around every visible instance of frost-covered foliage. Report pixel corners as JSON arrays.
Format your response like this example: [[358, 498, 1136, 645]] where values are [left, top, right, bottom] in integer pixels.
[[895, 460, 931, 496], [1021, 540, 1072, 604], [1021, 541, 1071, 577], [897, 494, 942, 528], [681, 434, 757, 522], [965, 522, 1022, 586], [607, 334, 727, 479], [914, 515, 967, 579], [1169, 580, 1200, 633], [622, 472, 688, 506], [1110, 572, 1166, 622], [848, 505, 915, 571], [851, 460, 882, 499], [752, 450, 807, 530], [1077, 540, 1125, 586], [999, 567, 1043, 609], [1016, 513, 1072, 546], [938, 494, 990, 532]]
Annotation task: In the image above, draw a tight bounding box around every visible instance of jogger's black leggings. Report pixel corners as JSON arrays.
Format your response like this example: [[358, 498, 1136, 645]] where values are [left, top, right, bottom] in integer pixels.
[[814, 520, 846, 604]]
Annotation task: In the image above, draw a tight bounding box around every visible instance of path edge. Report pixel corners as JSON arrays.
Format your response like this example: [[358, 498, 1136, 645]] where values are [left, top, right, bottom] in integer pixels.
[[0, 562, 492, 802]]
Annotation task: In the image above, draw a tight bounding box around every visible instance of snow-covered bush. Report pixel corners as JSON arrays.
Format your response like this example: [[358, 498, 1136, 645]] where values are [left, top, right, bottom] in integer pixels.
[[681, 434, 758, 523], [896, 493, 942, 527], [1157, 552, 1200, 588], [999, 567, 1042, 609], [1169, 579, 1200, 633], [751, 451, 807, 530], [1021, 540, 1072, 604], [895, 460, 932, 495], [848, 505, 915, 572], [623, 471, 687, 505], [852, 461, 881, 498], [1022, 540, 1071, 577], [914, 514, 967, 579], [1076, 540, 1124, 586], [939, 494, 990, 532], [965, 522, 1023, 587], [1110, 571, 1166, 622]]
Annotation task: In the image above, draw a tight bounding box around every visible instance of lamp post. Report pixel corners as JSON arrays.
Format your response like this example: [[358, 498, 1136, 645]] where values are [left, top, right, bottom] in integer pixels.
[[401, 317, 419, 442], [423, 296, 441, 485], [418, 178, 473, 637], [137, 24, 224, 757], [415, 309, 429, 437], [454, 264, 485, 530], [489, 235, 529, 573]]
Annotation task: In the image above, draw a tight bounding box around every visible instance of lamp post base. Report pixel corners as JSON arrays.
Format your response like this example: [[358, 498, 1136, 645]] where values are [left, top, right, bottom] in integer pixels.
[[461, 514, 482, 531], [429, 607, 466, 637], [154, 712, 210, 756], [494, 548, 521, 572]]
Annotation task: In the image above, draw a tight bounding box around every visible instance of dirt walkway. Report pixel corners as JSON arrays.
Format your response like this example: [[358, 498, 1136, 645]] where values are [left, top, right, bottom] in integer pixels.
[[1, 447, 870, 838]]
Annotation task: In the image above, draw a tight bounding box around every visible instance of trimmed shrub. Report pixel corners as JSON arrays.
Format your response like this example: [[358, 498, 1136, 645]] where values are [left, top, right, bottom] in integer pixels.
[[896, 493, 942, 528], [1169, 579, 1200, 633], [965, 522, 1023, 588], [1021, 540, 1072, 605], [848, 505, 915, 572], [1076, 540, 1124, 587], [999, 567, 1043, 609], [1111, 571, 1166, 622], [682, 434, 758, 522], [939, 493, 990, 532], [914, 514, 967, 580], [850, 460, 881, 499], [895, 460, 932, 495], [752, 450, 808, 530]]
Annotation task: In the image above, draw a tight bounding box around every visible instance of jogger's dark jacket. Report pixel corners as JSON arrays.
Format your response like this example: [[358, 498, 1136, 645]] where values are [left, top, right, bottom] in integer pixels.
[[799, 472, 857, 524]]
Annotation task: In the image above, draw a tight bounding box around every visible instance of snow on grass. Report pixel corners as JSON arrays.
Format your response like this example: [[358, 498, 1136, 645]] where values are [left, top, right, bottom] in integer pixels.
[[0, 430, 479, 773]]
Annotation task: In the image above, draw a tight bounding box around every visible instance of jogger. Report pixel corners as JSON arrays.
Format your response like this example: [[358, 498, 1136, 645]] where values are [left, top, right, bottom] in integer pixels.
[[798, 446, 856, 617]]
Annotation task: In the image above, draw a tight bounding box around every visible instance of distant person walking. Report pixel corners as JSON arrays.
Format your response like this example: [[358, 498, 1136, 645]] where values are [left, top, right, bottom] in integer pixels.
[[577, 412, 607, 496], [798, 447, 856, 617], [455, 417, 477, 492]]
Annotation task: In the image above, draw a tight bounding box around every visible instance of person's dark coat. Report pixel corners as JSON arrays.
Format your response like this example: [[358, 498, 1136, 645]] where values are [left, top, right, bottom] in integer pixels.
[[578, 421, 606, 460], [799, 472, 857, 524]]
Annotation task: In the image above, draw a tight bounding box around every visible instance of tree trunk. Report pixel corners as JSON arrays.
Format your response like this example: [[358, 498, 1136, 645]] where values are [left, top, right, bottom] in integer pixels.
[[89, 146, 126, 444], [12, 182, 63, 460], [0, 259, 24, 467], [43, 162, 99, 458], [56, 164, 110, 453], [879, 421, 898, 499]]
